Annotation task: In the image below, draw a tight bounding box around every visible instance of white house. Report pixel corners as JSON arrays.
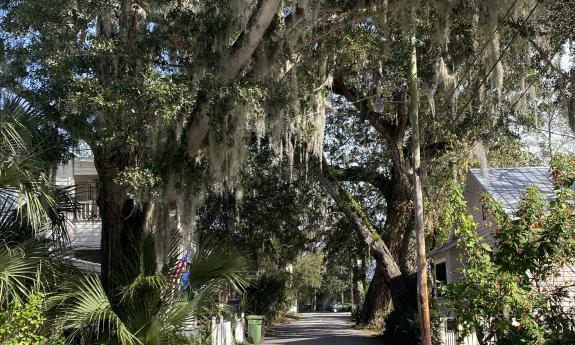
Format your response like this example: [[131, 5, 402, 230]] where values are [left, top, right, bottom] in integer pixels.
[[54, 152, 102, 268]]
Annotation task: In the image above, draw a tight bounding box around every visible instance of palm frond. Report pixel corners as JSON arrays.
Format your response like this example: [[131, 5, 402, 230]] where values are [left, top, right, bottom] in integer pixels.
[[53, 275, 141, 345], [0, 94, 75, 239], [0, 241, 44, 305], [187, 246, 252, 294], [0, 117, 26, 155], [118, 231, 166, 302], [0, 96, 36, 154]]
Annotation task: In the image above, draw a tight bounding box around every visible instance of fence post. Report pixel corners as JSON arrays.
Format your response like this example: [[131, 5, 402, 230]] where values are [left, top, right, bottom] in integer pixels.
[[220, 315, 225, 345], [234, 313, 245, 343], [211, 317, 217, 345]]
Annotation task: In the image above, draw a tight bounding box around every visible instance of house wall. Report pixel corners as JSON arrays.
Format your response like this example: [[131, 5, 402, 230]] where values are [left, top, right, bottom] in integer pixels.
[[447, 246, 465, 282], [464, 174, 497, 249], [68, 221, 101, 249], [430, 174, 496, 285], [54, 159, 102, 250]]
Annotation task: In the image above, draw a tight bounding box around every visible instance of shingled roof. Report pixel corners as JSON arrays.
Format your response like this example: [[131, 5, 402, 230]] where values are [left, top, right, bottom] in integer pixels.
[[468, 167, 554, 214]]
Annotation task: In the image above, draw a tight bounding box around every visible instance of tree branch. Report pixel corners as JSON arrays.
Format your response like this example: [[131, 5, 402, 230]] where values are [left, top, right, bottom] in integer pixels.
[[329, 164, 391, 196], [312, 155, 407, 306], [331, 75, 396, 142], [223, 0, 282, 83], [505, 19, 566, 77]]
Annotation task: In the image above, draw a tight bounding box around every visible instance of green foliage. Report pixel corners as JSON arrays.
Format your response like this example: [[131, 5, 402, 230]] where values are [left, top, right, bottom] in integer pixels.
[[319, 217, 367, 307], [381, 301, 443, 345], [292, 253, 324, 304], [443, 155, 575, 344], [242, 271, 291, 322], [0, 242, 45, 305], [0, 291, 65, 345], [197, 145, 319, 270], [115, 167, 161, 199], [0, 96, 74, 237]]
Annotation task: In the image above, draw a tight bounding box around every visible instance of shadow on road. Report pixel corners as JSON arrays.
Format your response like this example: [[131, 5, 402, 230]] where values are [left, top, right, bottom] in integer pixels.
[[263, 312, 379, 345]]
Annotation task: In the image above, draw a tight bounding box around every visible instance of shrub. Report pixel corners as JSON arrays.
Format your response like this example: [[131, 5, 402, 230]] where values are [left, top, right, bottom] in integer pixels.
[[242, 271, 291, 322], [443, 155, 575, 344], [0, 291, 65, 345], [381, 302, 443, 345]]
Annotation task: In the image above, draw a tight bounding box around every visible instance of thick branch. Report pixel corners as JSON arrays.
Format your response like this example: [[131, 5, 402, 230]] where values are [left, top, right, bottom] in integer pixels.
[[223, 0, 281, 83], [329, 164, 391, 196], [186, 1, 281, 157], [332, 75, 395, 142], [313, 156, 406, 306]]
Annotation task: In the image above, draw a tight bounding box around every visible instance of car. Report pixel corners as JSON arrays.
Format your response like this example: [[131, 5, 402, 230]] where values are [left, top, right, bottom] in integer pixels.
[[328, 303, 344, 312]]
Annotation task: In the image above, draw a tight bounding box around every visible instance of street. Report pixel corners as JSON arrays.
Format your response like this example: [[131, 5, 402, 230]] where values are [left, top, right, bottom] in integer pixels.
[[263, 312, 380, 345]]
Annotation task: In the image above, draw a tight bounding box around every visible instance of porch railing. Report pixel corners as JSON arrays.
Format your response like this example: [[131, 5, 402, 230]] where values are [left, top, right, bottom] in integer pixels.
[[74, 201, 100, 221]]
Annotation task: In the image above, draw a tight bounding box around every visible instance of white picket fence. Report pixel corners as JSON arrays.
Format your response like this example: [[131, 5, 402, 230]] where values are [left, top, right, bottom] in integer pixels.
[[211, 313, 245, 345], [439, 317, 483, 345]]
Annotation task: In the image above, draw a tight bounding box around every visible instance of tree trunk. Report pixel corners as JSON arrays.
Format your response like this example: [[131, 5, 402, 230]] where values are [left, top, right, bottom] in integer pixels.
[[384, 168, 416, 277], [360, 263, 392, 325], [94, 148, 149, 300], [350, 259, 354, 306]]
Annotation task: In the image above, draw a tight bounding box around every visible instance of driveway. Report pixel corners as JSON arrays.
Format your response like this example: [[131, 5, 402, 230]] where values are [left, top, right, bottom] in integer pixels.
[[262, 312, 380, 345]]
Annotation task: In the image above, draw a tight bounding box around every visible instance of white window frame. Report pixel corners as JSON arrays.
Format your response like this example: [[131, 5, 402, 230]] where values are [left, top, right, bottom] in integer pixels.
[[433, 257, 450, 297]]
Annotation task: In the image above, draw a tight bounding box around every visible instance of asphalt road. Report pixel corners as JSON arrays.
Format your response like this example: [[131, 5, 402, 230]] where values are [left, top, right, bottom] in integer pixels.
[[262, 312, 380, 345]]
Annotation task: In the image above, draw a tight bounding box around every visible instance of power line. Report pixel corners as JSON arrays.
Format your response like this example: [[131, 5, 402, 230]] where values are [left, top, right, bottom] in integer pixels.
[[504, 5, 575, 141], [445, 0, 521, 102], [511, 118, 575, 140], [452, 0, 541, 121]]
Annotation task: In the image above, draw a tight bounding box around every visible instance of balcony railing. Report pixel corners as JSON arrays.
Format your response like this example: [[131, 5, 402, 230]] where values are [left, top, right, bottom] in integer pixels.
[[74, 201, 100, 221]]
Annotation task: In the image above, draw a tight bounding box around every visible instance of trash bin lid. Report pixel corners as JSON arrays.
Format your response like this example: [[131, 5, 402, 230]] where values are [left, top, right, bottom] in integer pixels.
[[246, 315, 265, 320]]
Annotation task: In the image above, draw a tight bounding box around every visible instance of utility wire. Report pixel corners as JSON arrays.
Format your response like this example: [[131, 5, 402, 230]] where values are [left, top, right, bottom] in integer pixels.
[[452, 0, 541, 121], [445, 0, 521, 102], [503, 5, 575, 141]]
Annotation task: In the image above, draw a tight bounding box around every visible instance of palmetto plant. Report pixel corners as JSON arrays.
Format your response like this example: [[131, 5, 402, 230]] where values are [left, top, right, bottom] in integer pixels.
[[0, 95, 74, 243], [0, 96, 252, 344], [52, 231, 251, 345], [0, 95, 77, 307]]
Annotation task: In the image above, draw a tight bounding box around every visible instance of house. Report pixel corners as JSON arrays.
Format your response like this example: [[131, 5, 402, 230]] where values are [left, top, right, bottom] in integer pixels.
[[54, 150, 102, 271], [427, 167, 557, 293], [428, 167, 574, 344]]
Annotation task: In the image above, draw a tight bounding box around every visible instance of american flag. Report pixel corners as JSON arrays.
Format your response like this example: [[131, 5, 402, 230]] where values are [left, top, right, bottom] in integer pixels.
[[169, 250, 193, 289]]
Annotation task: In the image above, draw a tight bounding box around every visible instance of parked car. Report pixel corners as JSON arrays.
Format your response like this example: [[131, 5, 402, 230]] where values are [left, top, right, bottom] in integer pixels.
[[327, 303, 344, 312]]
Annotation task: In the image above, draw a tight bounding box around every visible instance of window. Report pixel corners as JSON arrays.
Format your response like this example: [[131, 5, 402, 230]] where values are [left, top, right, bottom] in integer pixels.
[[434, 260, 448, 297]]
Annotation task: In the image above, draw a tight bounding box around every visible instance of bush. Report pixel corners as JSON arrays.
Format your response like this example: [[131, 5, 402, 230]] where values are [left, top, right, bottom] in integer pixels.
[[0, 292, 65, 345], [242, 272, 291, 322], [381, 307, 420, 345], [381, 303, 443, 345], [443, 156, 575, 344]]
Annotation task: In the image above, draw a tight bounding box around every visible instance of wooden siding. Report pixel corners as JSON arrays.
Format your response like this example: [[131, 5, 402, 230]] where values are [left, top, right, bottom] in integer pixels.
[[55, 160, 102, 250], [464, 174, 497, 249], [72, 160, 98, 176], [68, 221, 101, 250]]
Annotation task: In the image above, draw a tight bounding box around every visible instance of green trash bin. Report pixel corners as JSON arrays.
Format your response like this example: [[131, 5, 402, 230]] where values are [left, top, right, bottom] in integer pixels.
[[246, 315, 264, 344]]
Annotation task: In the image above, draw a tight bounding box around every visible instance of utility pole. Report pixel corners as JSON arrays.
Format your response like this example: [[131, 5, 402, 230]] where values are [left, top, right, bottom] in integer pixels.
[[350, 259, 354, 306], [409, 15, 432, 345]]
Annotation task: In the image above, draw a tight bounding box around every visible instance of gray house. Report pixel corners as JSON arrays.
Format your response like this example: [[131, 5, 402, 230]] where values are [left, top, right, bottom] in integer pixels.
[[428, 167, 574, 344], [428, 167, 558, 294]]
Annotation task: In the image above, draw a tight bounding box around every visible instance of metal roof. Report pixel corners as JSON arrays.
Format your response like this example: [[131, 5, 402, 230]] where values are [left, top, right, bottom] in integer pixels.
[[469, 167, 554, 214]]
